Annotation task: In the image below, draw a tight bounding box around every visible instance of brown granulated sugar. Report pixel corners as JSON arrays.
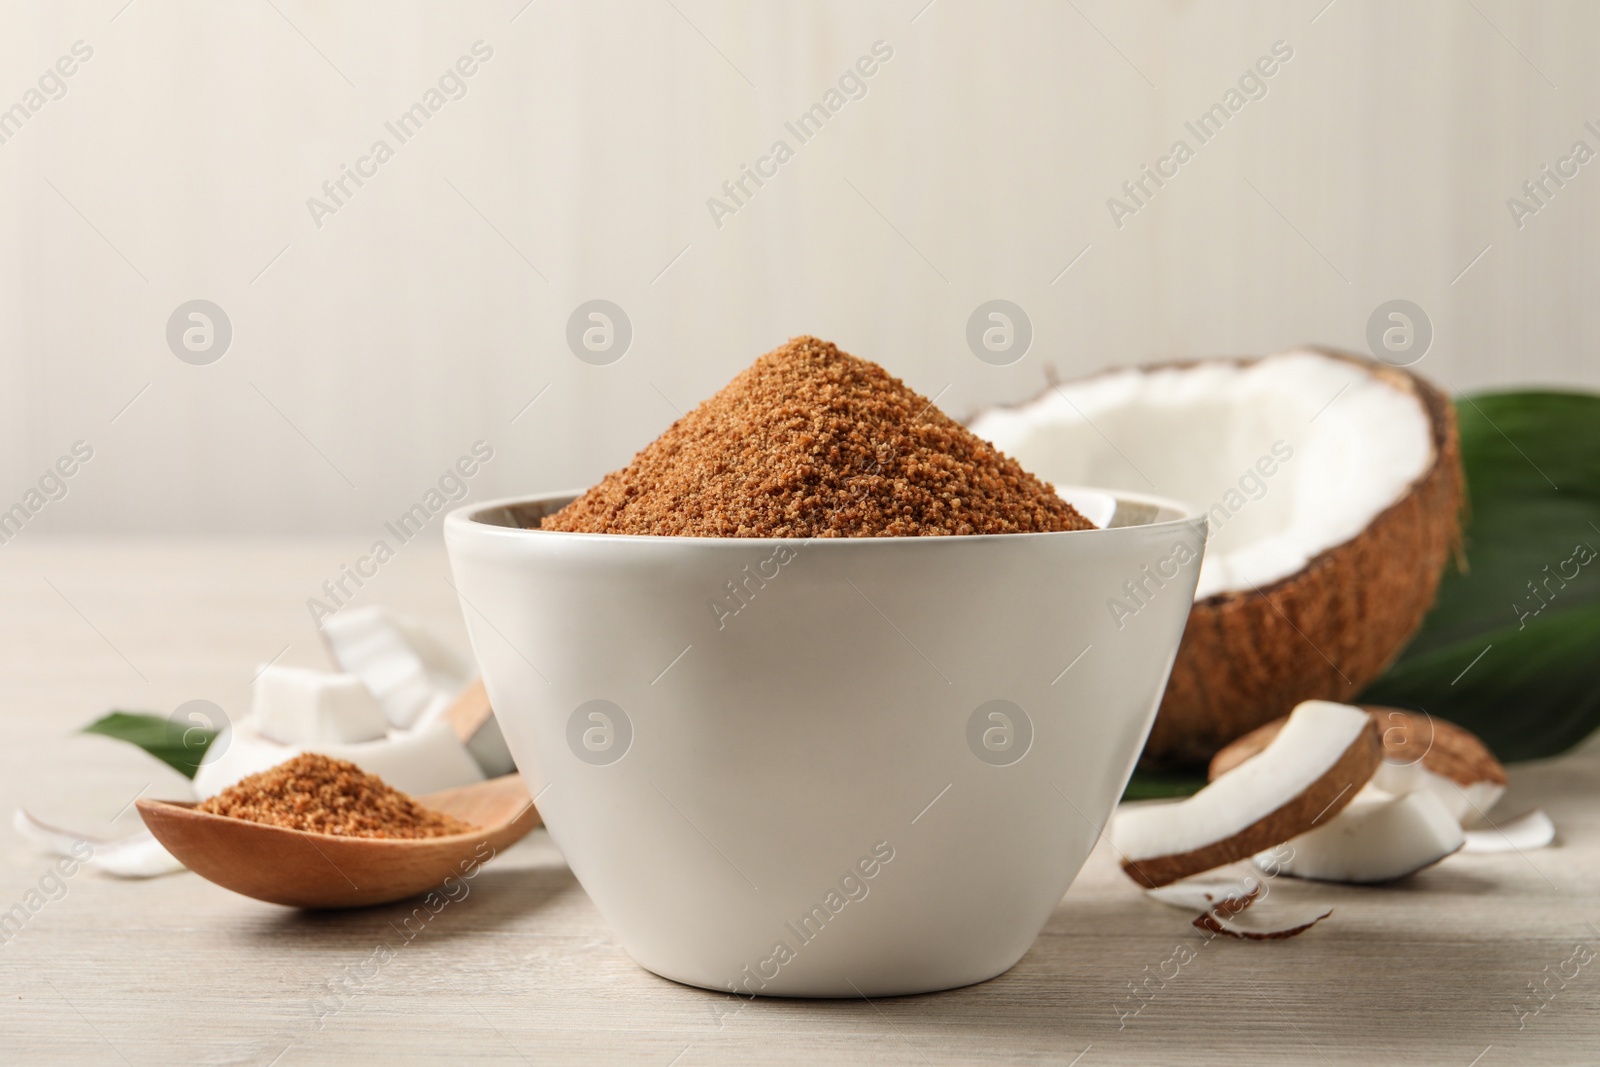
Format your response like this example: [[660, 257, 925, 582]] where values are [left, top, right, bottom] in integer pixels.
[[542, 336, 1096, 537], [197, 753, 477, 839]]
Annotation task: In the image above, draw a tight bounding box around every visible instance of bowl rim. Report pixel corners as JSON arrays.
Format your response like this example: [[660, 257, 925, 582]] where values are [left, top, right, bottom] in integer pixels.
[[446, 486, 1206, 547]]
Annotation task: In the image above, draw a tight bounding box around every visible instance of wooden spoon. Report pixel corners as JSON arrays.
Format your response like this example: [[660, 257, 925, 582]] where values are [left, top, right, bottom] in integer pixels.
[[137, 773, 541, 909]]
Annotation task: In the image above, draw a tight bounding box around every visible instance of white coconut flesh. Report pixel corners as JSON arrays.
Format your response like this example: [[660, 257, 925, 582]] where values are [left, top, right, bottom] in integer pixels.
[[321, 604, 472, 729], [1371, 760, 1505, 827], [1145, 873, 1332, 940], [1145, 873, 1262, 913], [970, 350, 1435, 600], [193, 717, 485, 800], [1216, 709, 1510, 830], [190, 607, 510, 799], [1114, 701, 1380, 885], [1196, 905, 1334, 940], [1463, 809, 1555, 853], [1262, 785, 1464, 883]]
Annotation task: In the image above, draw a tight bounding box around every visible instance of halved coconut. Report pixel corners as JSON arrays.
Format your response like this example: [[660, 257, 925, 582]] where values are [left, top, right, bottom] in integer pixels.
[[1211, 706, 1507, 826], [1114, 701, 1382, 887], [970, 348, 1462, 767], [1261, 785, 1464, 883]]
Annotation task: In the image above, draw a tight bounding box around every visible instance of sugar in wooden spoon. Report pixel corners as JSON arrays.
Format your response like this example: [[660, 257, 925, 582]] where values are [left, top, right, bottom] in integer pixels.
[[138, 683, 538, 908]]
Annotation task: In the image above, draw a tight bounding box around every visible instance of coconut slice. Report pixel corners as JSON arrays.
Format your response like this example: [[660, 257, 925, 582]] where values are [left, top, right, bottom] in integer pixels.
[[1114, 701, 1382, 887], [1212, 706, 1507, 826], [1261, 785, 1464, 883], [1462, 809, 1555, 853], [970, 348, 1463, 766]]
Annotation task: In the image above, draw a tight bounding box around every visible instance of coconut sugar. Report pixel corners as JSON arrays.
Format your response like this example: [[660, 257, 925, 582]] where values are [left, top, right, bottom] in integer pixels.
[[543, 336, 1095, 538], [197, 753, 477, 839]]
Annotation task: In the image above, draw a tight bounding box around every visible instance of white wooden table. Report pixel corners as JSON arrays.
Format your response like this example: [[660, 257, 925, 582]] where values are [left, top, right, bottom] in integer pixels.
[[2, 540, 1596, 1065]]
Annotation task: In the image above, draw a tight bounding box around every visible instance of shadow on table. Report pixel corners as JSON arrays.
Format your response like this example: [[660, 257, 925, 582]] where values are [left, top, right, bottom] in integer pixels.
[[242, 863, 582, 947], [657, 881, 1560, 1063]]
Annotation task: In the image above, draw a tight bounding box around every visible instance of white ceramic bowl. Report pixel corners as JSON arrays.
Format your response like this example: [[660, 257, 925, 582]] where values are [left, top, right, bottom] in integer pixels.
[[445, 490, 1206, 997]]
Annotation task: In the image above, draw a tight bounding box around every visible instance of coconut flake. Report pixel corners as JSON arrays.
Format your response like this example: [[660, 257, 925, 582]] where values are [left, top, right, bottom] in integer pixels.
[[1145, 873, 1263, 914], [1438, 778, 1510, 828], [1462, 809, 1555, 853], [1146, 871, 1332, 940], [1195, 906, 1333, 940], [14, 809, 186, 878]]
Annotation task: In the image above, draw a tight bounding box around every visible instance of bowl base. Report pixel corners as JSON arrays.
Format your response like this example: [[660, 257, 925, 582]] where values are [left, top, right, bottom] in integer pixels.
[[630, 951, 1027, 999]]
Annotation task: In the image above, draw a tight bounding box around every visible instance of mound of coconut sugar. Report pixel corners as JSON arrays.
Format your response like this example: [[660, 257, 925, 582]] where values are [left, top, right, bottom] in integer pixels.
[[543, 337, 1095, 538], [197, 753, 476, 839]]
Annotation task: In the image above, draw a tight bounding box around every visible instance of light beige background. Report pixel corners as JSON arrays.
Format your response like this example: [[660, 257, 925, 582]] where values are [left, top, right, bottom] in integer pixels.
[[1, 0, 1595, 537]]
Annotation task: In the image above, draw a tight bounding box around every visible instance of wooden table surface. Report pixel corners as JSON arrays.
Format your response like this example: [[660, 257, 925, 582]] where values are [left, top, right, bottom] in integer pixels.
[[3, 540, 1597, 1066]]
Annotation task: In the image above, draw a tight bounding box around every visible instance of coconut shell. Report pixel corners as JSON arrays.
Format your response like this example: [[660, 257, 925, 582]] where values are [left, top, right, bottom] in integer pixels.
[[1140, 350, 1464, 768]]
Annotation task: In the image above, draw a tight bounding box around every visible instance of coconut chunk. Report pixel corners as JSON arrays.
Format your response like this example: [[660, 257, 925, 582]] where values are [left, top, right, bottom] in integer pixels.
[[252, 665, 389, 746], [1261, 785, 1464, 883], [193, 717, 484, 800], [1115, 701, 1381, 887]]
